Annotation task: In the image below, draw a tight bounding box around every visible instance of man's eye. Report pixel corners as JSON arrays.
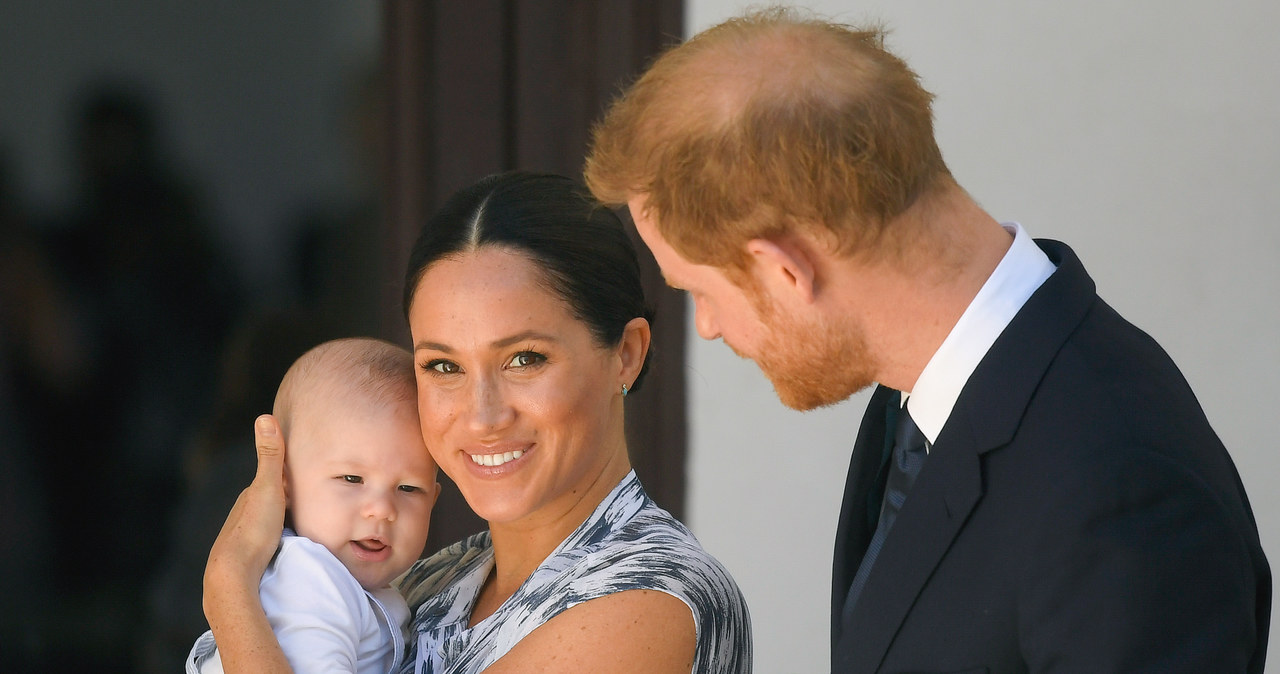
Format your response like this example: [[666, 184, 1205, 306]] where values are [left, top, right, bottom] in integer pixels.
[[507, 351, 545, 368], [341, 475, 363, 484], [425, 359, 460, 374]]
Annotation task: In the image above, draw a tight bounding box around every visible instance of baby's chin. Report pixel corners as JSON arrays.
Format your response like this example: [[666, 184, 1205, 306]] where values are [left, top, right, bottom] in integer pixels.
[[349, 562, 417, 591], [352, 571, 395, 591]]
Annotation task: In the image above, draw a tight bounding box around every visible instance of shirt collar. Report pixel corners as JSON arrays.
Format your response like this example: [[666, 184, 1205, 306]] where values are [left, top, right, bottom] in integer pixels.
[[905, 222, 1056, 445]]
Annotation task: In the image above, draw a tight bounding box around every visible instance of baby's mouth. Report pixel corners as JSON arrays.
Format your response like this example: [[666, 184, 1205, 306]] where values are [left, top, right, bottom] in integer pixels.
[[354, 538, 388, 553], [350, 537, 393, 562]]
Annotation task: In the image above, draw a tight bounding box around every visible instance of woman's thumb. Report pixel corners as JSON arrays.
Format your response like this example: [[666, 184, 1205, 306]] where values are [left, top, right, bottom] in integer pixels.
[[253, 414, 285, 481]]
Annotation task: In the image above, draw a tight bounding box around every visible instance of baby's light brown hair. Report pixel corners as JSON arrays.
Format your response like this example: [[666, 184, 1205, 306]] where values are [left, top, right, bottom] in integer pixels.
[[273, 337, 420, 445]]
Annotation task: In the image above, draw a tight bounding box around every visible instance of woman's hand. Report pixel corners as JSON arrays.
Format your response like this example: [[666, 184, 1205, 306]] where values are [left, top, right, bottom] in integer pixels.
[[201, 414, 293, 673], [205, 414, 287, 591]]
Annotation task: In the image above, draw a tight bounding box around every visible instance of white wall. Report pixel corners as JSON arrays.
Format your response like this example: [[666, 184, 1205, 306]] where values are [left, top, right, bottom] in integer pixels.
[[683, 2, 1280, 672]]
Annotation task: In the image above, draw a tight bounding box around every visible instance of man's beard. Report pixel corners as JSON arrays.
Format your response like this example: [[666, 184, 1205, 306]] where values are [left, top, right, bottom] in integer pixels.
[[745, 293, 876, 411]]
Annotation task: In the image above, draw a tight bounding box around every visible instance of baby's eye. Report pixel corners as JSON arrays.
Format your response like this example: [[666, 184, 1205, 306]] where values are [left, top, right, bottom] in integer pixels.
[[506, 351, 546, 369], [425, 359, 460, 374], [341, 475, 363, 484], [398, 484, 422, 494]]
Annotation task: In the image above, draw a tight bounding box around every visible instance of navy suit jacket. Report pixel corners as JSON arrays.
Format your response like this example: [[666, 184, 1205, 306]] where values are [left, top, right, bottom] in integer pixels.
[[831, 240, 1270, 673]]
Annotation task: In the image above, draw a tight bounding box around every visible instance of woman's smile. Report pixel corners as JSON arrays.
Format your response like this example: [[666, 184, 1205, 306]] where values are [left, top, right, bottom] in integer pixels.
[[468, 448, 526, 467]]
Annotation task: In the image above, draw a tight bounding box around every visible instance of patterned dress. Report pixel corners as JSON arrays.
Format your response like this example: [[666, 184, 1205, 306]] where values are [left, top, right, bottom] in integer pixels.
[[397, 471, 752, 673]]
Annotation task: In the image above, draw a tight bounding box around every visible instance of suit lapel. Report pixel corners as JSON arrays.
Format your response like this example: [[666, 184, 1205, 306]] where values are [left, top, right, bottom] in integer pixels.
[[832, 239, 1099, 672], [835, 417, 984, 672]]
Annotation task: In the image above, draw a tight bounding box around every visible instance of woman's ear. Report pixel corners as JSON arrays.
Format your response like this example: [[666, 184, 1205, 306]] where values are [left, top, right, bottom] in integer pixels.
[[745, 235, 818, 304], [617, 316, 652, 387]]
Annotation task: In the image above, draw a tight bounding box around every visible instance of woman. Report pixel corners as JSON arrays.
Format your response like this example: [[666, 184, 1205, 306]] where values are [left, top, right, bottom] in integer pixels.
[[203, 172, 751, 673]]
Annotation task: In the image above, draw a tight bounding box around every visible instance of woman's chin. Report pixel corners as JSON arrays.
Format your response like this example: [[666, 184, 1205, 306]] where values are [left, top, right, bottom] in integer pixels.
[[465, 497, 536, 526], [449, 478, 532, 524]]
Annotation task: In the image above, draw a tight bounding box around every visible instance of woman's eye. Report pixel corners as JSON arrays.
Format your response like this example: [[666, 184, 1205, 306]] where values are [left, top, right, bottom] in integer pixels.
[[341, 475, 363, 484], [507, 351, 546, 369], [425, 359, 460, 374]]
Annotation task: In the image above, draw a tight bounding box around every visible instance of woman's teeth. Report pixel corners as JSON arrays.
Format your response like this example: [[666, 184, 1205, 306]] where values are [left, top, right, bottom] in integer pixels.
[[470, 450, 524, 467]]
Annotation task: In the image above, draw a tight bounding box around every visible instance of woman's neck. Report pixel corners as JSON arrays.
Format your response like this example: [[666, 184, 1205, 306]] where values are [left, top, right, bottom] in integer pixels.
[[470, 451, 632, 625]]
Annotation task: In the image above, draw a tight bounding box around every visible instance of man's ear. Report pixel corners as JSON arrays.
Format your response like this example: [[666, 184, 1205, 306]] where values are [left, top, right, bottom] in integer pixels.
[[745, 235, 818, 304]]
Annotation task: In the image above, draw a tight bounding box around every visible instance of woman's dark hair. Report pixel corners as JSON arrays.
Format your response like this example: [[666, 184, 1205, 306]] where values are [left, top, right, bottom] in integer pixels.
[[402, 171, 655, 391]]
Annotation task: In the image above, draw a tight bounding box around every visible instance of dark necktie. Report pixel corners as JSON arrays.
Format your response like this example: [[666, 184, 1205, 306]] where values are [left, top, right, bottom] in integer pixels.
[[842, 399, 928, 620]]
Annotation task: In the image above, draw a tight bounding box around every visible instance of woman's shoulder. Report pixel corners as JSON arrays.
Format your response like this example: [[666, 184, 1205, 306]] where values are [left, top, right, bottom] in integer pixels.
[[543, 493, 746, 616], [543, 496, 752, 673], [595, 500, 710, 560]]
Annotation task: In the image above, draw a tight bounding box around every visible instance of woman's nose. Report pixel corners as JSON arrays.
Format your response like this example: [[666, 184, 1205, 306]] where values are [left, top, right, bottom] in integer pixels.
[[468, 373, 515, 432]]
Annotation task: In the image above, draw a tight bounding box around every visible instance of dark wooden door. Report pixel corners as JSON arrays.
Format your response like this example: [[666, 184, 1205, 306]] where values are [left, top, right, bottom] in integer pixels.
[[380, 0, 688, 552]]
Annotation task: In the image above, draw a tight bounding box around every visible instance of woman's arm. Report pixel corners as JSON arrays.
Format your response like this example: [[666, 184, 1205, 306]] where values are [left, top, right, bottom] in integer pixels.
[[201, 415, 294, 674], [483, 589, 696, 674]]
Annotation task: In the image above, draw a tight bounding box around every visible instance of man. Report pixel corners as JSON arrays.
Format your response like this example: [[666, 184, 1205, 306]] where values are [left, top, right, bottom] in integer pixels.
[[585, 8, 1269, 673]]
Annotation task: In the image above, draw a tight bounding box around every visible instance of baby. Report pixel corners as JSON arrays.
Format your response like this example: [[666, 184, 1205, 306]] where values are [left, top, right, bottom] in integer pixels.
[[188, 337, 439, 674]]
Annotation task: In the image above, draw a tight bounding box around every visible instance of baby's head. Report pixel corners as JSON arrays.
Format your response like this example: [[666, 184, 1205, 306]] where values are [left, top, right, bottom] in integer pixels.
[[274, 337, 438, 590]]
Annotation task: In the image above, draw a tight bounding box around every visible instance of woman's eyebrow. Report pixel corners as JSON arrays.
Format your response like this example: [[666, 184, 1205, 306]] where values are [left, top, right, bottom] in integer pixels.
[[413, 331, 559, 354], [492, 331, 558, 349], [413, 339, 451, 353]]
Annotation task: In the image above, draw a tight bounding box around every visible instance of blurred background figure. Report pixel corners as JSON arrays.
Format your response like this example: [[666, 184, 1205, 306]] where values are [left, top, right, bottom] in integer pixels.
[[0, 149, 64, 672], [0, 1, 384, 668], [3, 81, 246, 671], [53, 80, 244, 579]]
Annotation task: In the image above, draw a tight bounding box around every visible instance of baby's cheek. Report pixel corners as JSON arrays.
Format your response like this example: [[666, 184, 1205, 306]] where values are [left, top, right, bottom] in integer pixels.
[[289, 499, 336, 548]]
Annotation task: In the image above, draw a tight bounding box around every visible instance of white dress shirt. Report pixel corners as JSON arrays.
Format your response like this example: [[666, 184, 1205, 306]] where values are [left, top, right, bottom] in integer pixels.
[[904, 222, 1057, 447]]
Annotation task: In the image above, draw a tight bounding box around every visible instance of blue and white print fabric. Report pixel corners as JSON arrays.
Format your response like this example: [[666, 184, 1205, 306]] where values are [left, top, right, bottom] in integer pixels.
[[396, 471, 752, 673]]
